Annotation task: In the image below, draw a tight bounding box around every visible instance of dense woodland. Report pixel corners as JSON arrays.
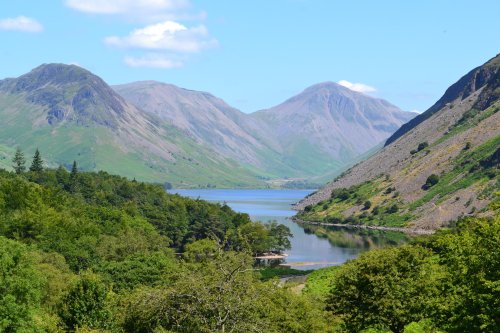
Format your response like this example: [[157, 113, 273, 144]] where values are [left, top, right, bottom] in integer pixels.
[[1, 150, 499, 332]]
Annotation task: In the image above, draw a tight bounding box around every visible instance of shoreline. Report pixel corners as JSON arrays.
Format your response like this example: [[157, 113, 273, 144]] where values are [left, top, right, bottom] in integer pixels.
[[292, 217, 436, 235]]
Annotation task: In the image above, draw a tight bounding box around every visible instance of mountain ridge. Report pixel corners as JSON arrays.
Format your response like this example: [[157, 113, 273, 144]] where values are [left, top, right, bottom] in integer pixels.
[[295, 54, 500, 230], [1, 63, 415, 187]]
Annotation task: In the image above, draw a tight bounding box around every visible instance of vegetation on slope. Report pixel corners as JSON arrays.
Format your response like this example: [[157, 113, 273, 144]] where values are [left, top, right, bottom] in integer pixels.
[[298, 128, 499, 228]]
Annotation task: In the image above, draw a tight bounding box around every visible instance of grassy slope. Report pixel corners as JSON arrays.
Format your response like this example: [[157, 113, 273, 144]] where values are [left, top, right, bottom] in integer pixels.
[[298, 105, 499, 227], [0, 93, 271, 188]]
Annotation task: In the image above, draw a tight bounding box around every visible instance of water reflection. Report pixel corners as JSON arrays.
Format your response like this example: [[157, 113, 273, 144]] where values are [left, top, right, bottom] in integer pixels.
[[299, 223, 410, 250], [170, 189, 410, 270]]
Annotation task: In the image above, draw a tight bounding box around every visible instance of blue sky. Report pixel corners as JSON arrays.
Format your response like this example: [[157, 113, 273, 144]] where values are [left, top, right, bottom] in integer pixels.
[[0, 0, 498, 113]]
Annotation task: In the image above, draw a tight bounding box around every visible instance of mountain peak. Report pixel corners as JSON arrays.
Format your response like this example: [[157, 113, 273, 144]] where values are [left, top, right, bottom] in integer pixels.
[[0, 63, 128, 128]]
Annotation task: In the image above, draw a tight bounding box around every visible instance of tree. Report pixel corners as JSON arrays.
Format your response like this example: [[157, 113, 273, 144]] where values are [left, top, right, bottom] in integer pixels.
[[0, 237, 44, 331], [69, 161, 79, 192], [59, 272, 114, 330], [29, 149, 44, 172], [266, 221, 293, 253], [327, 246, 445, 333], [12, 147, 26, 174]]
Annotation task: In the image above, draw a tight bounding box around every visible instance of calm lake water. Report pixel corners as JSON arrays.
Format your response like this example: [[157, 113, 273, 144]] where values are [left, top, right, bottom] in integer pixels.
[[170, 189, 408, 270]]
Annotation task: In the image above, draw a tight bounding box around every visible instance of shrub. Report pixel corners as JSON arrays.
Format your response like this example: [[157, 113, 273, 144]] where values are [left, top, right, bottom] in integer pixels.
[[387, 204, 399, 214], [417, 142, 429, 151], [363, 200, 372, 210], [425, 174, 439, 188]]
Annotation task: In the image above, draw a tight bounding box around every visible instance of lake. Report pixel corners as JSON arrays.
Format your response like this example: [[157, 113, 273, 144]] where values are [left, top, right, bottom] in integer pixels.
[[170, 189, 409, 270]]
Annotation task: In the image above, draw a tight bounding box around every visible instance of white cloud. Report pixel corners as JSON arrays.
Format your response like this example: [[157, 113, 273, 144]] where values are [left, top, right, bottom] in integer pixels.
[[124, 54, 184, 68], [65, 0, 192, 21], [65, 0, 189, 15], [105, 21, 217, 52], [338, 80, 376, 94], [410, 109, 422, 114], [0, 16, 43, 33]]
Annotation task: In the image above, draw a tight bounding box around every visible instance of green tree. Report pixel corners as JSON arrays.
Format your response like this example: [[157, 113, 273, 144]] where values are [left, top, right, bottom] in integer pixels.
[[326, 245, 445, 333], [0, 237, 44, 332], [29, 149, 44, 172], [59, 272, 114, 330], [12, 147, 26, 174], [70, 160, 79, 192], [432, 218, 500, 332], [266, 221, 292, 253], [425, 174, 439, 188]]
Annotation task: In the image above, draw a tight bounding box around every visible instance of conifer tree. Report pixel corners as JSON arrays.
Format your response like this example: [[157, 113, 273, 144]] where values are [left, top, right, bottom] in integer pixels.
[[69, 160, 79, 193], [70, 160, 78, 179], [29, 149, 44, 172], [12, 147, 26, 174]]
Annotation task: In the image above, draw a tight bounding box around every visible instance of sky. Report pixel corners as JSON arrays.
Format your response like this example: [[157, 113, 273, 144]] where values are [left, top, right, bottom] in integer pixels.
[[0, 0, 498, 113]]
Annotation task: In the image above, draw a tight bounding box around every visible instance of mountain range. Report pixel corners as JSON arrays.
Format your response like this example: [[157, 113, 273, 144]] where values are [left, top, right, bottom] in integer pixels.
[[0, 64, 415, 187], [296, 54, 499, 229]]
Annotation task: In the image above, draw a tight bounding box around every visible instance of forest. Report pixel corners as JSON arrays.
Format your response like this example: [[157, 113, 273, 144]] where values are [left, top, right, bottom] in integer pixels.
[[1, 150, 499, 332]]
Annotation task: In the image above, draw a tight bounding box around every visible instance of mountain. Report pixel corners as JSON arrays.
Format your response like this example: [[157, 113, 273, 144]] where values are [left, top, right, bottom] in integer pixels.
[[295, 55, 500, 230], [386, 55, 500, 146], [113, 81, 284, 170], [0, 64, 267, 187], [250, 82, 416, 175], [117, 81, 416, 182], [0, 64, 415, 188]]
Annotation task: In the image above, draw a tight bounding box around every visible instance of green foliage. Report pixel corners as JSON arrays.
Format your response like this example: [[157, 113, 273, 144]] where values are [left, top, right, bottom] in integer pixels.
[[363, 200, 372, 210], [326, 245, 445, 333], [425, 174, 440, 188], [258, 267, 312, 281], [123, 250, 330, 333], [29, 148, 44, 173], [12, 147, 26, 174], [303, 266, 340, 299], [0, 167, 302, 332], [59, 272, 114, 330], [266, 221, 293, 252], [0, 237, 44, 332], [431, 218, 500, 332]]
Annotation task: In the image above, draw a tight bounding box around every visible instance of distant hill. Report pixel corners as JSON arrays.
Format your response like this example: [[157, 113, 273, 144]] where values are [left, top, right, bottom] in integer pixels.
[[0, 64, 414, 187], [117, 81, 415, 180], [296, 54, 500, 230], [251, 82, 416, 175]]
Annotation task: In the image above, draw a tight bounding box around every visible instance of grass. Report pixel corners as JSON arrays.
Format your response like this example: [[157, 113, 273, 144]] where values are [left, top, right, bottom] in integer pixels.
[[410, 135, 500, 210], [303, 266, 340, 299], [257, 267, 313, 281]]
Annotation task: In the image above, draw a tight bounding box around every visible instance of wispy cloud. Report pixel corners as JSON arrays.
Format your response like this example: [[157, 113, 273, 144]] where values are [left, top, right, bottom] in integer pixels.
[[0, 16, 43, 33], [338, 80, 376, 94], [124, 54, 184, 68], [65, 0, 191, 22], [105, 21, 217, 52]]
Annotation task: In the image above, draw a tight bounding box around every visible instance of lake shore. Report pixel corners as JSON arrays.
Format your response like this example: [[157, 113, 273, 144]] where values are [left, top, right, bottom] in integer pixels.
[[292, 217, 436, 235]]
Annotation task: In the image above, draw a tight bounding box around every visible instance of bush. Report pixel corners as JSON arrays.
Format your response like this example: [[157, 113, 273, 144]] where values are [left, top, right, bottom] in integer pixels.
[[387, 204, 399, 214], [363, 200, 372, 210], [425, 174, 440, 188], [417, 142, 429, 151]]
